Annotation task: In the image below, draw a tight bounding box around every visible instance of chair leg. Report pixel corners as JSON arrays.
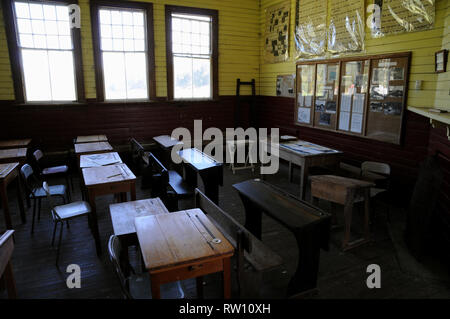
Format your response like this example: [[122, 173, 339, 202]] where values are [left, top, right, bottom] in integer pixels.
[[31, 198, 37, 234], [56, 221, 64, 266], [37, 198, 42, 221], [51, 221, 58, 246]]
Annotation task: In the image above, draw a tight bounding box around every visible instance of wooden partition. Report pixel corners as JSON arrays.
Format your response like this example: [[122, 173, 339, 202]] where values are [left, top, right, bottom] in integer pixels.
[[295, 52, 411, 144]]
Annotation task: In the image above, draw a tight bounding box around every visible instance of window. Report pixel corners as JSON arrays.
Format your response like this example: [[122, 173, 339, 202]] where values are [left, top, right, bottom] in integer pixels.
[[165, 6, 218, 100], [91, 1, 155, 101], [4, 0, 84, 102]]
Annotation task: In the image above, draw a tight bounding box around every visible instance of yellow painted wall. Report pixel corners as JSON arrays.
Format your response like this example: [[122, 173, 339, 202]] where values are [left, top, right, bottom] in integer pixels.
[[260, 0, 450, 111], [0, 0, 261, 100]]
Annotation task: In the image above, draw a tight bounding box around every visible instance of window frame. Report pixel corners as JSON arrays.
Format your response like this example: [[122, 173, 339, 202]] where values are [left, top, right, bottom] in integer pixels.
[[165, 5, 218, 101], [2, 0, 85, 103], [90, 0, 156, 102]]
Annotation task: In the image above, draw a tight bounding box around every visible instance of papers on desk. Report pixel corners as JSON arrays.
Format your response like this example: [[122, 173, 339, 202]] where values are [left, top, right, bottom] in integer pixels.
[[281, 141, 338, 155], [82, 153, 121, 167]]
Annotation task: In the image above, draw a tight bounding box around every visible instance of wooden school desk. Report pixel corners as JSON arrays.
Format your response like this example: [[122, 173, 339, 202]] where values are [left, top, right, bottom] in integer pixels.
[[233, 179, 330, 297], [135, 209, 234, 299], [0, 163, 26, 230], [260, 138, 342, 199], [75, 135, 108, 144], [178, 148, 223, 204], [0, 148, 27, 165], [82, 163, 136, 255], [74, 142, 113, 159], [0, 139, 32, 150]]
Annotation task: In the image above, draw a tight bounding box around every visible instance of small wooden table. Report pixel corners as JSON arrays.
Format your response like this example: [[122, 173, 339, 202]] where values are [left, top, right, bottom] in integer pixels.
[[0, 163, 26, 229], [74, 142, 113, 159], [0, 148, 27, 165], [260, 139, 342, 200], [233, 179, 330, 297], [82, 163, 136, 255], [0, 139, 32, 150], [135, 209, 234, 299], [0, 230, 17, 299], [80, 152, 122, 168], [178, 148, 223, 204], [75, 135, 108, 144], [309, 175, 375, 251]]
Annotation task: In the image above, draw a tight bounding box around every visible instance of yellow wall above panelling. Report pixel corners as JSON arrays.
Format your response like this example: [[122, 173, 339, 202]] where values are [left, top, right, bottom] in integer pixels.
[[260, 0, 450, 111], [0, 0, 261, 100]]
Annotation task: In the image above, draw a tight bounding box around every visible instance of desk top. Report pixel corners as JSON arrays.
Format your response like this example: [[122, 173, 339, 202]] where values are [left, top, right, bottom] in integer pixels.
[[0, 139, 31, 149], [233, 179, 330, 230], [178, 148, 222, 171], [82, 163, 136, 186], [135, 209, 234, 271], [310, 175, 375, 189], [153, 135, 183, 149], [0, 148, 27, 160], [261, 139, 341, 157], [74, 142, 113, 154], [76, 135, 108, 143], [0, 163, 19, 179], [110, 198, 169, 237], [80, 152, 122, 168]]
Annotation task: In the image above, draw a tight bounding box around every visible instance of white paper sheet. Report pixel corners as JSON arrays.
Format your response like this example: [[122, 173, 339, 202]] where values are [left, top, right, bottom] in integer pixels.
[[350, 113, 363, 133], [339, 111, 350, 131], [352, 93, 365, 113], [340, 94, 352, 112], [304, 95, 312, 107], [297, 107, 311, 123], [297, 93, 304, 107]]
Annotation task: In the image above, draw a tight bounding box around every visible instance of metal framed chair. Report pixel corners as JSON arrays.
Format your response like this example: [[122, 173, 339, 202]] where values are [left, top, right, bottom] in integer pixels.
[[20, 164, 68, 234], [33, 149, 72, 201], [108, 235, 185, 299], [42, 181, 92, 265]]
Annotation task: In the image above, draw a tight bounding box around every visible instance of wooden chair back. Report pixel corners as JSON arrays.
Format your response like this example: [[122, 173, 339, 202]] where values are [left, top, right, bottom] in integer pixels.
[[108, 235, 132, 299], [0, 230, 17, 298], [194, 188, 283, 297]]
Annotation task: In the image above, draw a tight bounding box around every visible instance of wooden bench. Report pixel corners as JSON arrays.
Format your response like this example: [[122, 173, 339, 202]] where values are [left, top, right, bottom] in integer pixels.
[[195, 188, 284, 298], [143, 152, 193, 211]]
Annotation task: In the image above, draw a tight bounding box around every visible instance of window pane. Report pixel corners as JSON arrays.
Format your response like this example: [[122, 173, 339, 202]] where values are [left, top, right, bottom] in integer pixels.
[[15, 2, 30, 19], [33, 35, 47, 48], [45, 20, 58, 35], [43, 5, 56, 20], [99, 10, 111, 24], [111, 11, 122, 24], [134, 39, 144, 51], [122, 11, 133, 25], [103, 52, 126, 99], [174, 56, 193, 99], [32, 20, 46, 34], [17, 19, 32, 34], [124, 39, 134, 51], [19, 34, 33, 47], [123, 25, 133, 38], [59, 35, 72, 49], [125, 52, 147, 99], [112, 25, 123, 38], [47, 35, 59, 49], [101, 24, 112, 38], [57, 20, 70, 36], [113, 38, 123, 51], [133, 26, 144, 39], [48, 51, 76, 101], [192, 58, 211, 98], [56, 6, 68, 21], [21, 49, 51, 101], [101, 38, 112, 51], [29, 3, 43, 19], [133, 12, 144, 26]]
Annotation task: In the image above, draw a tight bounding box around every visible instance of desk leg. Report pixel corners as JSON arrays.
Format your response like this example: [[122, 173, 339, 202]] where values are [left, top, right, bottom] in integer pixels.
[[199, 170, 219, 205], [288, 225, 321, 296], [130, 182, 136, 201], [288, 162, 293, 183], [16, 177, 26, 224], [342, 198, 353, 250], [4, 262, 17, 299], [150, 274, 161, 299], [299, 162, 309, 200], [0, 182, 12, 229], [87, 189, 102, 256], [239, 194, 262, 240], [223, 257, 231, 299]]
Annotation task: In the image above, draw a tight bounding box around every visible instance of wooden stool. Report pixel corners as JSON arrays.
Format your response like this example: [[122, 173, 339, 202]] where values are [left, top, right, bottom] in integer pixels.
[[309, 175, 375, 251]]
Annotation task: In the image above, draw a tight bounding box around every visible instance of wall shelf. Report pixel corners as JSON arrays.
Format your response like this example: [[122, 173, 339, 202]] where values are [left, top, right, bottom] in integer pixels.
[[408, 106, 450, 140]]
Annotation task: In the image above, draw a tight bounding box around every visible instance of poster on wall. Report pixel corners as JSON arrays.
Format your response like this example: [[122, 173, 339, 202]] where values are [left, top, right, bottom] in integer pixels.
[[264, 2, 291, 63], [294, 0, 328, 58], [328, 0, 365, 54], [370, 0, 435, 38], [276, 74, 296, 97]]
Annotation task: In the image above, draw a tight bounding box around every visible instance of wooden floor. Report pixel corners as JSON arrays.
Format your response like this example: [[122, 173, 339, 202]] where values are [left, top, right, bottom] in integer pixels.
[[1, 157, 449, 299]]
